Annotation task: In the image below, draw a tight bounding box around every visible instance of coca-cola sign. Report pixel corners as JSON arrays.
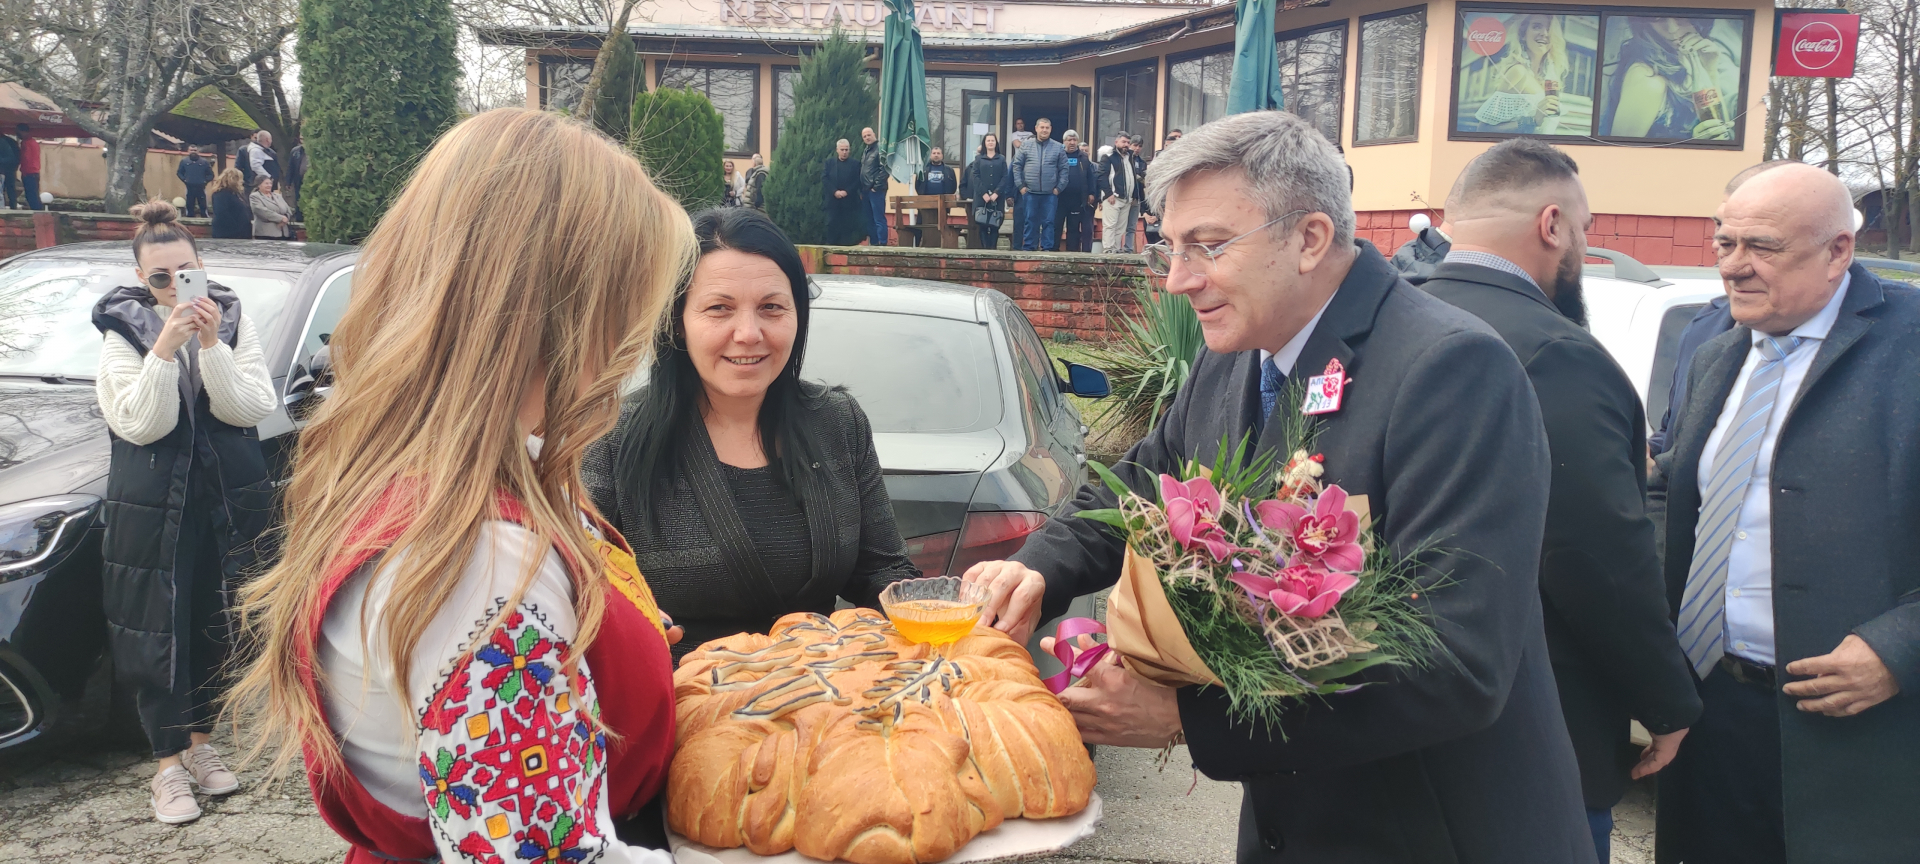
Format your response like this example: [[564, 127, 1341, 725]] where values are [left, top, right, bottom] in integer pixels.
[[1465, 16, 1507, 57], [1775, 11, 1859, 78]]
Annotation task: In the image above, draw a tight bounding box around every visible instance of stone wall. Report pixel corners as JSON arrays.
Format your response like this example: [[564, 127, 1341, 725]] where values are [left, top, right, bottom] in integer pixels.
[[1354, 208, 1719, 267], [0, 210, 307, 258], [798, 245, 1148, 342]]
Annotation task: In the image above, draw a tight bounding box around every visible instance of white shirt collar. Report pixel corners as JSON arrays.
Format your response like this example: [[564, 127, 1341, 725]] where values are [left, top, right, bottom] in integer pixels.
[[1753, 270, 1850, 345], [1258, 290, 1337, 376]]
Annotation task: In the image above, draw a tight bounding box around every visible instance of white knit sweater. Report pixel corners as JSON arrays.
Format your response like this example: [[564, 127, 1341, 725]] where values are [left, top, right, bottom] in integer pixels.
[[95, 310, 277, 445]]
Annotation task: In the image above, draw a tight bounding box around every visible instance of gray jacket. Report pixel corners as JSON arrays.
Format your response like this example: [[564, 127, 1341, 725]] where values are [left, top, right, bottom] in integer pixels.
[[1011, 137, 1068, 195], [250, 190, 291, 237]]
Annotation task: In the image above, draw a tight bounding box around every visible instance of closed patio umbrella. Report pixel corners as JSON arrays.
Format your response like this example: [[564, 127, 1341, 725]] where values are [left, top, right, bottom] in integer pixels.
[[1226, 0, 1286, 115], [880, 0, 930, 183]]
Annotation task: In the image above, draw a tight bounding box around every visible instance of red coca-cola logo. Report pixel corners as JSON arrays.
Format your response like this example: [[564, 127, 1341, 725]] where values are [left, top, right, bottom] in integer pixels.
[[1465, 16, 1507, 57], [1791, 21, 1844, 69]]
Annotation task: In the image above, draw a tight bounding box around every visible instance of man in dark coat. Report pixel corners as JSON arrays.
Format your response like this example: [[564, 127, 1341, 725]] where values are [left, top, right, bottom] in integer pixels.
[[1389, 223, 1452, 285], [1421, 138, 1701, 863], [1057, 131, 1098, 253], [860, 126, 889, 246], [1650, 162, 1920, 864], [822, 138, 865, 246], [176, 146, 215, 218], [0, 130, 18, 209], [916, 147, 957, 196], [963, 110, 1595, 864]]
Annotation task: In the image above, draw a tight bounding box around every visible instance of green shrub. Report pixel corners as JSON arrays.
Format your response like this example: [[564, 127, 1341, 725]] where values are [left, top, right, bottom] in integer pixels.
[[296, 0, 458, 244], [590, 31, 643, 140], [766, 28, 877, 244], [629, 88, 725, 210], [1081, 287, 1205, 443]]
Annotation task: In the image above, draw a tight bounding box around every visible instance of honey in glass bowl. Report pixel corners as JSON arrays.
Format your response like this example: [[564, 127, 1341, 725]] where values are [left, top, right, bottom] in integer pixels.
[[879, 577, 987, 646]]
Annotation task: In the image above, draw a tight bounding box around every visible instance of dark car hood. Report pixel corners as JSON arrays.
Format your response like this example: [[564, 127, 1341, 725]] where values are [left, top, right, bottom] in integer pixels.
[[0, 382, 109, 501]]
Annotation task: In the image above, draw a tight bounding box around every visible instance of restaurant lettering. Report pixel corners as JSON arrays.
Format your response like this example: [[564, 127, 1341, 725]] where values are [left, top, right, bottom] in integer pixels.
[[722, 0, 1006, 30]]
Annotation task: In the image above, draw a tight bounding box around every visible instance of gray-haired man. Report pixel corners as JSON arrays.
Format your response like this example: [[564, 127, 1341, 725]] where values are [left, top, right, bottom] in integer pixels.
[[962, 111, 1594, 862]]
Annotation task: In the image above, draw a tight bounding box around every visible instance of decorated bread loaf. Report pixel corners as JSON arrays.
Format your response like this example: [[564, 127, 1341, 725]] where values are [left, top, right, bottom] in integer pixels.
[[669, 608, 1097, 864]]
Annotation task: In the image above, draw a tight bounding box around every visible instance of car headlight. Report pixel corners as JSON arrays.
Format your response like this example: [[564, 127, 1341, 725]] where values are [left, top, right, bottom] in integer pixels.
[[0, 494, 100, 584]]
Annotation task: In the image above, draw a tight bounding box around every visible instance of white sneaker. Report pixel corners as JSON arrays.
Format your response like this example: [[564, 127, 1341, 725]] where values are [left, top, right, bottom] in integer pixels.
[[151, 765, 202, 824], [179, 742, 240, 795]]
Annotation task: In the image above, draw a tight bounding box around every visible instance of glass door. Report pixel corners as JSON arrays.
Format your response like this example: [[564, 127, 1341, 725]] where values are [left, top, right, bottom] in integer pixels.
[[1070, 86, 1091, 142], [962, 90, 1005, 161]]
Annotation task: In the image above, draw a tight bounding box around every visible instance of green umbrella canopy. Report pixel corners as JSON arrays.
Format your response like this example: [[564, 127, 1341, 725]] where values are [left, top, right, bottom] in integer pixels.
[[1226, 0, 1286, 115], [881, 0, 931, 183]]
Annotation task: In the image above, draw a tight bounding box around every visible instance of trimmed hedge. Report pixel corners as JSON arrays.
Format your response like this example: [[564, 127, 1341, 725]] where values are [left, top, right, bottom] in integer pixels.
[[629, 87, 725, 211]]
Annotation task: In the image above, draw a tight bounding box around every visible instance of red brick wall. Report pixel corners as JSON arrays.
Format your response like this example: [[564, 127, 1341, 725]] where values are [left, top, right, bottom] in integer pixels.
[[800, 245, 1146, 342], [0, 210, 307, 259], [1355, 209, 1719, 267]]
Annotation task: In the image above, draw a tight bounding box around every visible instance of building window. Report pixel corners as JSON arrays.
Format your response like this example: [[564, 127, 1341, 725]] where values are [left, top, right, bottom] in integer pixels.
[[1453, 8, 1601, 139], [659, 61, 762, 155], [774, 65, 800, 152], [1355, 7, 1426, 145], [1596, 11, 1747, 146], [1096, 60, 1158, 155], [1278, 22, 1348, 145], [538, 56, 594, 113], [1166, 47, 1231, 136], [925, 73, 994, 163]]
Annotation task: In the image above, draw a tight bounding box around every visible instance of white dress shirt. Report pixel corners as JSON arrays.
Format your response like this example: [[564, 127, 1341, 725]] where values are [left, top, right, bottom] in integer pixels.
[[1695, 272, 1851, 666], [1258, 292, 1335, 377]]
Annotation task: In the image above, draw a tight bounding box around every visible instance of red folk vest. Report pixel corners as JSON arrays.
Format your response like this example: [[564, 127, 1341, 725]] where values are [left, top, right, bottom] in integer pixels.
[[294, 488, 675, 864]]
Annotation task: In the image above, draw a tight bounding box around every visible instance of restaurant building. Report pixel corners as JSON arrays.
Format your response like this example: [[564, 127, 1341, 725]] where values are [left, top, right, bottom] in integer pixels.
[[485, 0, 1777, 264]]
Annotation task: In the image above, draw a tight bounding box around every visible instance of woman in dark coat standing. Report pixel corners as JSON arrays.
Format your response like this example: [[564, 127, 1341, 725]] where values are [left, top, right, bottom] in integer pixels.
[[92, 201, 276, 823], [582, 207, 919, 658], [207, 168, 251, 239], [962, 133, 1011, 250]]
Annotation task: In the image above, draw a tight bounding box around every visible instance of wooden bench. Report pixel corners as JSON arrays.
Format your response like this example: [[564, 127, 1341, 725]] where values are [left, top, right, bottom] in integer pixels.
[[889, 194, 971, 248]]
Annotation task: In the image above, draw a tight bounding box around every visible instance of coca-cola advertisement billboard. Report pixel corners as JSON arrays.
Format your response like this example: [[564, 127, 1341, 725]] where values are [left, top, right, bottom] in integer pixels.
[[1453, 9, 1601, 138], [1775, 11, 1859, 78], [1598, 14, 1749, 145]]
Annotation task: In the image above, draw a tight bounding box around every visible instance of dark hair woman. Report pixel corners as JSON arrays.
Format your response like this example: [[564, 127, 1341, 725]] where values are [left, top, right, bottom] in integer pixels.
[[963, 133, 1012, 250], [1600, 17, 1738, 141], [92, 200, 277, 824], [582, 207, 919, 659]]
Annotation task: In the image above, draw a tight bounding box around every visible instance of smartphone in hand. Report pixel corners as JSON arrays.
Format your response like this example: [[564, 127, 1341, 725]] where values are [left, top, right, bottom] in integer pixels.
[[174, 269, 208, 305]]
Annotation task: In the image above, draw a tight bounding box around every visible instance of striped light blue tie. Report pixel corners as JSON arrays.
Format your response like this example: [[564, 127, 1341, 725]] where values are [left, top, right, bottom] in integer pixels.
[[1676, 334, 1808, 676]]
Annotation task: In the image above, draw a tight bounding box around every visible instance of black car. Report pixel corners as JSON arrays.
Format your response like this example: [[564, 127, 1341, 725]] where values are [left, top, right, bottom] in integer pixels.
[[0, 240, 356, 750]]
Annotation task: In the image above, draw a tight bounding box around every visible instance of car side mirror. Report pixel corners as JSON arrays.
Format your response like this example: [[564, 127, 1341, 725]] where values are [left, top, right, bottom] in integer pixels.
[[284, 351, 334, 420], [1057, 361, 1111, 399]]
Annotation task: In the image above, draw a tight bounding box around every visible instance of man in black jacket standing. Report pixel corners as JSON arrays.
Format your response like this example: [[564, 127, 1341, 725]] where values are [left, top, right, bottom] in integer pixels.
[[1651, 162, 1920, 864], [1098, 133, 1145, 252], [1421, 138, 1701, 863], [1057, 131, 1097, 252], [916, 147, 957, 195], [822, 138, 865, 246], [962, 110, 1594, 864], [860, 126, 889, 246], [175, 146, 214, 218]]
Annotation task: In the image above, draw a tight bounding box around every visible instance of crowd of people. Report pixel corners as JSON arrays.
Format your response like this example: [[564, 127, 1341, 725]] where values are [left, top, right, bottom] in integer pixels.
[[86, 105, 1915, 864], [175, 130, 308, 239]]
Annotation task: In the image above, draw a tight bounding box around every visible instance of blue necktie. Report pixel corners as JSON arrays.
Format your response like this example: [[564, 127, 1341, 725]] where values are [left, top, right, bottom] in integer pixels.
[[1258, 356, 1286, 430], [1676, 334, 1808, 676]]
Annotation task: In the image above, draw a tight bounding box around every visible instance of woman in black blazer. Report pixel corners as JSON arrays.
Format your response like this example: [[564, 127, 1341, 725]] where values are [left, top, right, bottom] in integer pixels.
[[582, 207, 918, 658], [207, 168, 252, 239]]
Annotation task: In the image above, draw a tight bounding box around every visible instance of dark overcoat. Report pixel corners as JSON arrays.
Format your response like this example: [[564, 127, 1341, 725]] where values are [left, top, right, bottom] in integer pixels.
[[1424, 262, 1702, 809], [1013, 243, 1595, 864], [1649, 264, 1920, 862]]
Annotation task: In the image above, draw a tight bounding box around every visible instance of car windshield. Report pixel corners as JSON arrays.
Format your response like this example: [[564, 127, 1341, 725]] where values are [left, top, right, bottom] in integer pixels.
[[0, 260, 295, 382], [806, 309, 1002, 433]]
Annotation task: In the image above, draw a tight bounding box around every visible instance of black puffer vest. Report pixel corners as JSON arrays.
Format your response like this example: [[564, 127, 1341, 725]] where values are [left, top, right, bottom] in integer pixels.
[[91, 284, 273, 692]]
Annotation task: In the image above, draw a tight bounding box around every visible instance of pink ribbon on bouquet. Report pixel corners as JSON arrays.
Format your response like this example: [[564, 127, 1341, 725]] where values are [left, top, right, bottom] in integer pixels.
[[1042, 617, 1112, 694]]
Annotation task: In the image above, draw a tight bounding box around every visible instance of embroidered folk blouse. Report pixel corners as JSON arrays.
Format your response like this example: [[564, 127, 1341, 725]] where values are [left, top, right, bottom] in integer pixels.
[[317, 520, 673, 864]]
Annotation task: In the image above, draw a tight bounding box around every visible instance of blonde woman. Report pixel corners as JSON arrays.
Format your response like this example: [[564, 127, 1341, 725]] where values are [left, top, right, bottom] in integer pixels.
[[1473, 15, 1572, 134], [95, 200, 277, 823], [230, 108, 695, 863], [208, 168, 251, 239]]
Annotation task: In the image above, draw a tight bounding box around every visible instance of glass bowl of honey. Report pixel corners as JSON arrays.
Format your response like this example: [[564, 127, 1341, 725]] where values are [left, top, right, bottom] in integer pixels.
[[879, 577, 987, 646]]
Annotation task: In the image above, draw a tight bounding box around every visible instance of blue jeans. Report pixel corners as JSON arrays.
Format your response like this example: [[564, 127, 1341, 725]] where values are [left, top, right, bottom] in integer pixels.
[[1587, 807, 1611, 862], [22, 173, 40, 210], [1022, 192, 1059, 251], [865, 190, 888, 246]]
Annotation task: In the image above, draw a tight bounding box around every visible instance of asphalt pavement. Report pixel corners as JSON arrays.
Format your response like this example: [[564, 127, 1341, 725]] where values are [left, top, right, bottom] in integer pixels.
[[1, 730, 1657, 863]]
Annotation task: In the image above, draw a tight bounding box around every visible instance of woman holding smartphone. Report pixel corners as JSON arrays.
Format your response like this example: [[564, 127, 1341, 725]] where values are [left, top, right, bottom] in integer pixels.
[[92, 200, 277, 824]]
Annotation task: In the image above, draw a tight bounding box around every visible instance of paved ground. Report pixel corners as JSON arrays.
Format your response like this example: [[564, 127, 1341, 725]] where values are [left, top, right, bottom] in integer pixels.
[[1, 729, 1657, 863]]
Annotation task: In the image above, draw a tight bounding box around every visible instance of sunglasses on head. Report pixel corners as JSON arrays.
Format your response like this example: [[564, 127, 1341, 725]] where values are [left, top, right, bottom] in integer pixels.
[[145, 271, 173, 290]]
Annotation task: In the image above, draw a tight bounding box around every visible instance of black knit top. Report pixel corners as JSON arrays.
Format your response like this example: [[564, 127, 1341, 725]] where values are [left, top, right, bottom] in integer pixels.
[[722, 463, 814, 605]]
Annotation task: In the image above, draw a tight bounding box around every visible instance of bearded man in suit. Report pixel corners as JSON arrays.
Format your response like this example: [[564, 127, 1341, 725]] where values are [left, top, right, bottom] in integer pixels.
[[1651, 162, 1920, 864], [962, 110, 1594, 863], [1420, 138, 1701, 864]]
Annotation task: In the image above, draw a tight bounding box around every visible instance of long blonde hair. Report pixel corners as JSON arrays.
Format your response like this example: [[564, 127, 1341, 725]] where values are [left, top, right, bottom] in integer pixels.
[[229, 108, 695, 783], [211, 167, 245, 196]]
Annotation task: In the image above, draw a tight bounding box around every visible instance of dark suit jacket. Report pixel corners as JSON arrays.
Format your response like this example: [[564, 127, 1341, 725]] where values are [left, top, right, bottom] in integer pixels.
[[1647, 297, 1735, 456], [1649, 264, 1920, 863], [1425, 262, 1702, 810], [1014, 243, 1594, 864]]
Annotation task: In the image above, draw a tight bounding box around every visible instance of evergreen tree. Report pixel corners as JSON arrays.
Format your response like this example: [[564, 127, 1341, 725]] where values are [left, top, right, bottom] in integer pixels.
[[767, 29, 877, 244], [590, 31, 643, 140], [630, 88, 725, 211], [297, 0, 458, 244]]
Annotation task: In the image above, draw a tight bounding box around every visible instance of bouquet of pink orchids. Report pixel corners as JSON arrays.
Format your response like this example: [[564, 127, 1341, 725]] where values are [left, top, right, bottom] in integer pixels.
[[1072, 435, 1444, 727]]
